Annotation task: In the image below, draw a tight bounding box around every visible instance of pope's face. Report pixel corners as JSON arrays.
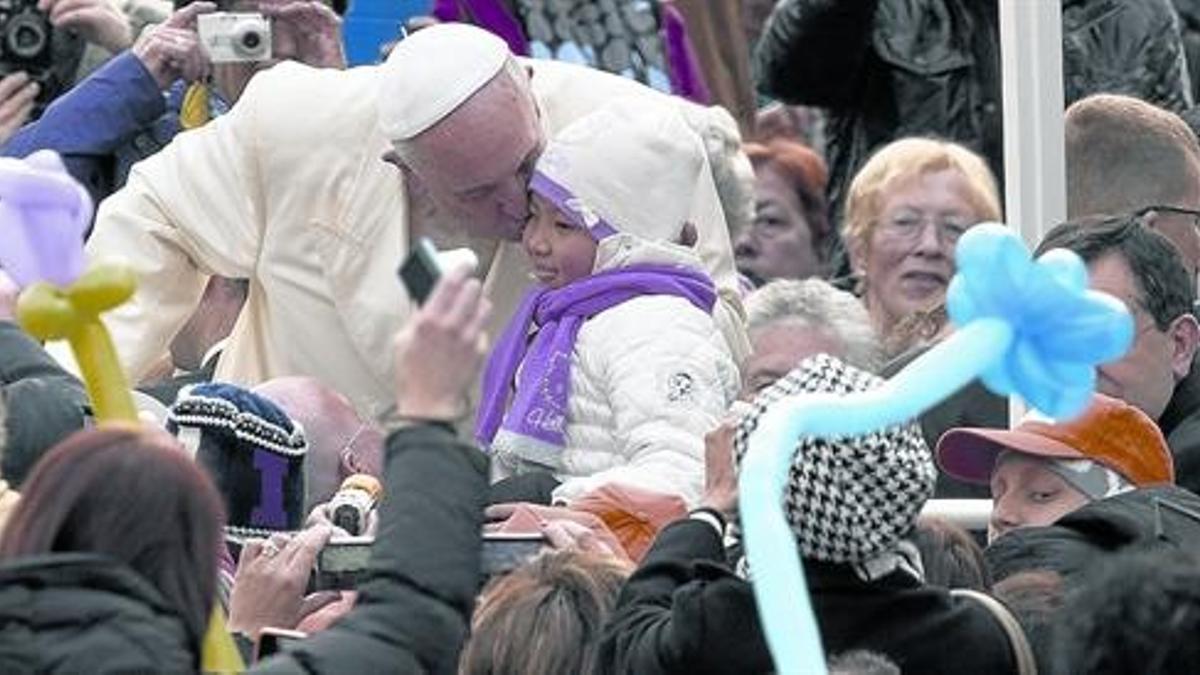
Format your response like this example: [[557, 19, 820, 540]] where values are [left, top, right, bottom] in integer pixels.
[[389, 66, 545, 241]]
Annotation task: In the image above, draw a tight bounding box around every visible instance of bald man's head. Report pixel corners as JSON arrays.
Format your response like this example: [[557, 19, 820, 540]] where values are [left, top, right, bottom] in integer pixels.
[[253, 377, 384, 511]]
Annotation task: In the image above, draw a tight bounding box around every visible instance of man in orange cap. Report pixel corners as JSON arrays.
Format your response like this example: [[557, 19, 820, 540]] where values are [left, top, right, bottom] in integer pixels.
[[937, 394, 1174, 543]]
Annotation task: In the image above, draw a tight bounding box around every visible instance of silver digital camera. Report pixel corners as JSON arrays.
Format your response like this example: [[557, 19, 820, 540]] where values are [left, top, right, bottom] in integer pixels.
[[197, 12, 272, 63]]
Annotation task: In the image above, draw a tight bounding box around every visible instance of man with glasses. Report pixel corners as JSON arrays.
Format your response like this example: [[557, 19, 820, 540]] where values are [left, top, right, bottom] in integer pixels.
[[1036, 215, 1200, 493], [1134, 205, 1200, 294]]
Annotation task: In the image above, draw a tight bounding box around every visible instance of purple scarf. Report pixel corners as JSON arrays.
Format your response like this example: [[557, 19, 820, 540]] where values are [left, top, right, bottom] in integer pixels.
[[476, 264, 716, 463]]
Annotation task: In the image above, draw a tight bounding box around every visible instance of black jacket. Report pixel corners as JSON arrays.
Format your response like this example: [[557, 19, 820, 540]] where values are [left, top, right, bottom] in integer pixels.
[[755, 0, 1193, 226], [0, 553, 196, 673], [598, 519, 1015, 674], [986, 484, 1200, 584], [1173, 0, 1200, 103], [1160, 357, 1200, 494], [0, 321, 90, 486], [252, 424, 488, 674], [883, 345, 1005, 498]]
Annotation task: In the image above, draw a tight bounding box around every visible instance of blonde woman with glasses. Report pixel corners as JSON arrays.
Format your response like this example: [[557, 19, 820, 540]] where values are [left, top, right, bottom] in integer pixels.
[[843, 137, 1002, 358]]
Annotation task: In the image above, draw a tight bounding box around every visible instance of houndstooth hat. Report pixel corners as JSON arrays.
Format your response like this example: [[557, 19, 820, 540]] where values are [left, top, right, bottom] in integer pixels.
[[733, 354, 936, 564]]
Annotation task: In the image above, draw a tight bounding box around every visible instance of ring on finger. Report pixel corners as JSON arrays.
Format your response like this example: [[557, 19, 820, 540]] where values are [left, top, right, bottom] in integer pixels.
[[261, 540, 281, 559]]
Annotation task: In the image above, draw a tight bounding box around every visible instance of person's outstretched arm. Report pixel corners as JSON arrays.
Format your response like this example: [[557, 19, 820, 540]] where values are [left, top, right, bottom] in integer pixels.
[[3, 3, 216, 206]]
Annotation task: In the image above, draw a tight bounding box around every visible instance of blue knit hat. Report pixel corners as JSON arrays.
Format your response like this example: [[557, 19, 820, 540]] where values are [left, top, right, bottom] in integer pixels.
[[167, 383, 308, 542]]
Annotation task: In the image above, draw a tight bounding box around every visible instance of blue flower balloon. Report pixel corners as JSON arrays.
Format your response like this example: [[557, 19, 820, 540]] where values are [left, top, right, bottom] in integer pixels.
[[947, 222, 1133, 419], [739, 223, 1133, 674]]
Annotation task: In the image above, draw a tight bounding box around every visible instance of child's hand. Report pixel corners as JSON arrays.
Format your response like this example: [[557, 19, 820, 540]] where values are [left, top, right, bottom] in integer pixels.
[[392, 267, 491, 421]]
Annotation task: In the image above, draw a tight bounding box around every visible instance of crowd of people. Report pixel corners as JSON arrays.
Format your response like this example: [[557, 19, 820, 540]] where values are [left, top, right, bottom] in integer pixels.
[[5, 0, 1200, 673]]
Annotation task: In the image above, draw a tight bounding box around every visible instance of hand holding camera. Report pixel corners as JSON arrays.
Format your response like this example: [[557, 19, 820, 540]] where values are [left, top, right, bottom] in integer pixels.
[[227, 524, 340, 638], [0, 72, 37, 146], [196, 10, 271, 63], [193, 1, 344, 70], [260, 0, 344, 69], [132, 1, 214, 89]]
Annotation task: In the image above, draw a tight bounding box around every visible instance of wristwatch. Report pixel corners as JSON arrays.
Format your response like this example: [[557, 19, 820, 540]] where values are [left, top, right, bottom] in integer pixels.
[[688, 507, 727, 538]]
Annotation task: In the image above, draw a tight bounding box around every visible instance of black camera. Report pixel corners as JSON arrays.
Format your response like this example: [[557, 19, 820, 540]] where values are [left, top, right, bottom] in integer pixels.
[[0, 0, 85, 115]]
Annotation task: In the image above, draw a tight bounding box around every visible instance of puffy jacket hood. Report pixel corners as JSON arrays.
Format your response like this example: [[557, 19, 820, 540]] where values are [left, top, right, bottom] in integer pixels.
[[0, 553, 194, 673]]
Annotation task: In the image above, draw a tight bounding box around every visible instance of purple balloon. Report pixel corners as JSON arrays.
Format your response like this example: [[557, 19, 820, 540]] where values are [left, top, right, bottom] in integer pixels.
[[0, 151, 93, 287]]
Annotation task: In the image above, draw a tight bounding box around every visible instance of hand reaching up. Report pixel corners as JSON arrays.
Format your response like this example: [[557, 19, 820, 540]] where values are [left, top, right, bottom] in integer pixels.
[[392, 267, 491, 422]]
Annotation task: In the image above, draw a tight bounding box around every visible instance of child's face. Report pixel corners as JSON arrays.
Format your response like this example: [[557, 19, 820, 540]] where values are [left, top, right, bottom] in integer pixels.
[[522, 194, 598, 288]]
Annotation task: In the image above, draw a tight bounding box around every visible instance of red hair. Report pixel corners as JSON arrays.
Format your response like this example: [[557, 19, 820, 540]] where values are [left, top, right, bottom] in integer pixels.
[[744, 139, 833, 260]]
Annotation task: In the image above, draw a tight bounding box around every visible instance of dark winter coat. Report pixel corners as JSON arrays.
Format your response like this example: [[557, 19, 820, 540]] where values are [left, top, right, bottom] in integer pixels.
[[0, 553, 197, 673], [987, 484, 1200, 585], [1160, 357, 1200, 494], [755, 0, 1193, 227], [598, 518, 1016, 674], [0, 321, 90, 486]]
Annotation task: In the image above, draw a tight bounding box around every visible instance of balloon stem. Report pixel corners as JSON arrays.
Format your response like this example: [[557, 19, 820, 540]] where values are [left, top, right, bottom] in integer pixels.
[[69, 319, 137, 423]]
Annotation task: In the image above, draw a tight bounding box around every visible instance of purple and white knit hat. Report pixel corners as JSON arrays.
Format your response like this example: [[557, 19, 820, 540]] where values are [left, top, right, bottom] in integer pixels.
[[529, 97, 716, 245]]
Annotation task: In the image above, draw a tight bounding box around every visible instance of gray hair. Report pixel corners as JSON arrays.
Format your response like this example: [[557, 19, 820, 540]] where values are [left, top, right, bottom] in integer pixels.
[[745, 279, 881, 373]]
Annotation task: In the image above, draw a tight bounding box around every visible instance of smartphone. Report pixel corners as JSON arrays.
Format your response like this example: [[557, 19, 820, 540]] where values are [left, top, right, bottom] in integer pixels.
[[398, 238, 480, 304], [254, 627, 307, 661], [398, 238, 441, 305], [315, 535, 374, 590], [480, 533, 547, 578]]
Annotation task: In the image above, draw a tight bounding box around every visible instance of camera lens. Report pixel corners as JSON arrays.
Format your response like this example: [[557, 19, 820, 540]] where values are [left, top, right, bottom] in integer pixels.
[[5, 12, 47, 60], [230, 19, 268, 59]]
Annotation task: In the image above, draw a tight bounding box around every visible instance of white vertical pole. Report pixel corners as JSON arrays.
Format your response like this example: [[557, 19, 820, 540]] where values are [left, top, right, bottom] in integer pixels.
[[998, 0, 1067, 425]]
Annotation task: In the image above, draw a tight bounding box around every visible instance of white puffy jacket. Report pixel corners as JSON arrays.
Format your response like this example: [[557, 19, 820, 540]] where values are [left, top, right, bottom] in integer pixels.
[[494, 237, 741, 507]]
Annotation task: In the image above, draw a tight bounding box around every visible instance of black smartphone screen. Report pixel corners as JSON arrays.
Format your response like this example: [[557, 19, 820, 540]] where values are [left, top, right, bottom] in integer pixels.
[[398, 238, 441, 305]]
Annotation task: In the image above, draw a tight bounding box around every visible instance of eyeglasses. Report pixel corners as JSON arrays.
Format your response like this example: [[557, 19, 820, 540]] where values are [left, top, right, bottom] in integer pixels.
[[338, 422, 369, 459], [877, 209, 974, 244], [1135, 204, 1200, 234]]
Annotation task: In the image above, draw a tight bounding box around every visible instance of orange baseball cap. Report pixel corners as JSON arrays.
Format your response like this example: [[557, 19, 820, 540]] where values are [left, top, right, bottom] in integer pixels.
[[936, 394, 1175, 487]]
